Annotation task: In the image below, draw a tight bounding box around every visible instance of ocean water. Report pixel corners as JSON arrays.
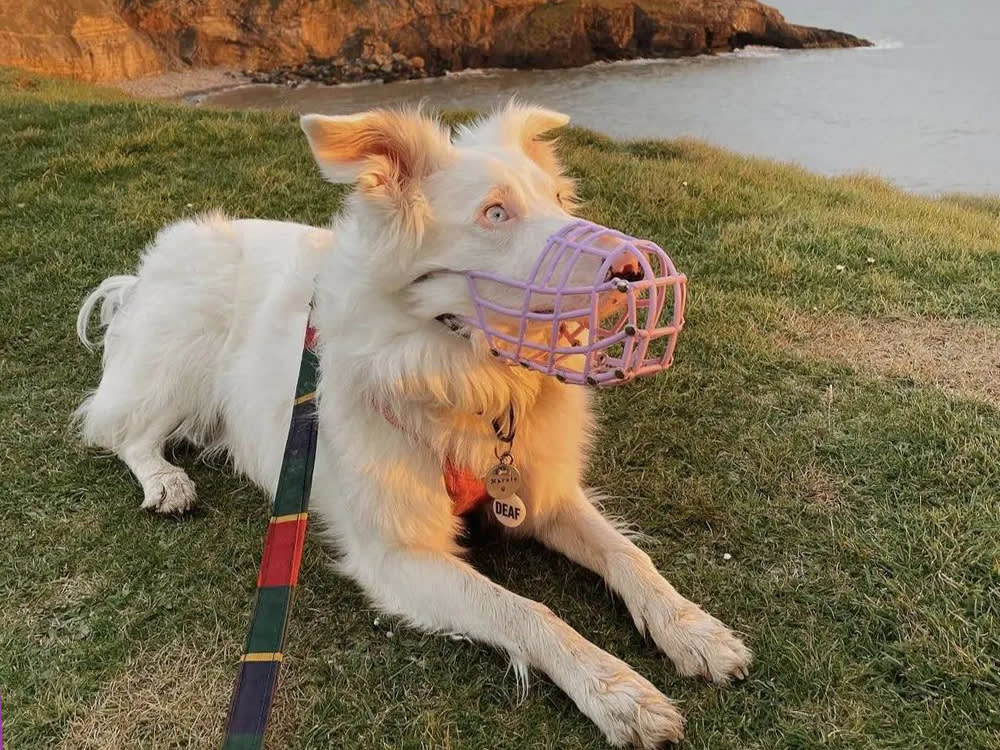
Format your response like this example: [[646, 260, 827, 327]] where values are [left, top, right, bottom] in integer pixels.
[[202, 0, 1000, 195]]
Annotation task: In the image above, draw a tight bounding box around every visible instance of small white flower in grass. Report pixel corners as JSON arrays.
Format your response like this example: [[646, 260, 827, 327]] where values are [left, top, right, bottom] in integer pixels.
[[835, 264, 846, 272], [723, 553, 733, 561], [866, 257, 875, 264], [373, 616, 380, 626], [186, 203, 194, 208], [681, 181, 689, 187], [386, 630, 394, 638]]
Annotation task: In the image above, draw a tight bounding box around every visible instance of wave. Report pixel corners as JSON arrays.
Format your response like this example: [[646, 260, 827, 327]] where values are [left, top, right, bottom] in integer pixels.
[[587, 47, 785, 67], [867, 39, 905, 50], [587, 57, 685, 68], [729, 46, 783, 59], [443, 67, 506, 79], [322, 78, 385, 89]]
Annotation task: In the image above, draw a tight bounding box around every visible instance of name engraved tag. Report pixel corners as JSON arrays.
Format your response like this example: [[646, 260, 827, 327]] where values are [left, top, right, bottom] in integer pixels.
[[485, 463, 521, 501]]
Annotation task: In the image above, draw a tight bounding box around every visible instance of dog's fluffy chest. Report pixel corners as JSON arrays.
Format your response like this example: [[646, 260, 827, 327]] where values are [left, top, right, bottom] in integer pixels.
[[311, 358, 593, 546]]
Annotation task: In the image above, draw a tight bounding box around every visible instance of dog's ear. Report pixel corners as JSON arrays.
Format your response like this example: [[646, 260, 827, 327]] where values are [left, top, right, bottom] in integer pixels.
[[502, 106, 570, 176], [300, 109, 452, 195], [460, 103, 570, 177]]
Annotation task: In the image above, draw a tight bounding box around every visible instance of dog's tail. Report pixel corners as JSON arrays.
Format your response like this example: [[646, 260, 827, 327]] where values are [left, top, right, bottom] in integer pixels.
[[77, 275, 138, 351]]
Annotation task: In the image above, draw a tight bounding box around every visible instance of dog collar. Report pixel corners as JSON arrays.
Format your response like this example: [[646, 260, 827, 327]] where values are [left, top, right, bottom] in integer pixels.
[[370, 399, 490, 516], [435, 313, 470, 338]]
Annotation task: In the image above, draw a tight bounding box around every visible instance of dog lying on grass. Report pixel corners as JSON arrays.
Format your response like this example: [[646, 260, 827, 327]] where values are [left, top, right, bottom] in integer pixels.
[[75, 103, 749, 747]]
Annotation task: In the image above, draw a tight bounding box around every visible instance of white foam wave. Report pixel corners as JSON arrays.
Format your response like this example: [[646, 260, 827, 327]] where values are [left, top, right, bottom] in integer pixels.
[[587, 57, 684, 68], [868, 39, 904, 50], [588, 46, 787, 66], [729, 46, 783, 59], [318, 78, 385, 89], [444, 67, 505, 79]]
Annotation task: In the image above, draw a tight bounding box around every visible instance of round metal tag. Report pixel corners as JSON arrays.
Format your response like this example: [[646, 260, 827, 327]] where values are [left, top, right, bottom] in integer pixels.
[[492, 494, 527, 528], [485, 463, 521, 501]]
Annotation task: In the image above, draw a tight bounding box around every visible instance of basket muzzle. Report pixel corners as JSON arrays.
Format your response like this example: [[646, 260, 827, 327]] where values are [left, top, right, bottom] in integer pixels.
[[456, 220, 687, 386]]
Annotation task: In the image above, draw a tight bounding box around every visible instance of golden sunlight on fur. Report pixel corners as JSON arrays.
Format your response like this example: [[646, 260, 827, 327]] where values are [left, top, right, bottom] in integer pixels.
[[497, 104, 570, 176], [75, 103, 748, 748], [300, 108, 452, 192]]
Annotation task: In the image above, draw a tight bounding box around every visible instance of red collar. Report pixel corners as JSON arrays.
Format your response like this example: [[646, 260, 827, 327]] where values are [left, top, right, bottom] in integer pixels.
[[442, 458, 491, 516], [371, 400, 490, 516]]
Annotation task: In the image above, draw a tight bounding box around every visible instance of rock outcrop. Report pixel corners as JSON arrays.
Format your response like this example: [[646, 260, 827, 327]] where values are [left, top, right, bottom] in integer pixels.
[[0, 0, 166, 81], [0, 0, 871, 84]]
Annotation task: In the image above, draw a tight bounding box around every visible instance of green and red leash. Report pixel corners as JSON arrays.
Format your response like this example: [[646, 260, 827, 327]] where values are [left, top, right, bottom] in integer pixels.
[[222, 317, 319, 750], [221, 311, 508, 748]]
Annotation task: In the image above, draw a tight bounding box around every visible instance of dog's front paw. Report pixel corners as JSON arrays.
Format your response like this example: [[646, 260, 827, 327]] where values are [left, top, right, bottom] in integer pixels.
[[140, 471, 197, 514], [645, 602, 751, 684], [587, 665, 685, 748]]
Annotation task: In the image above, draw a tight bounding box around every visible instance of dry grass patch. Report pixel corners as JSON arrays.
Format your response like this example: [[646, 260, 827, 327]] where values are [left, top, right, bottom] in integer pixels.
[[797, 463, 843, 512], [777, 313, 1000, 404], [59, 637, 308, 749]]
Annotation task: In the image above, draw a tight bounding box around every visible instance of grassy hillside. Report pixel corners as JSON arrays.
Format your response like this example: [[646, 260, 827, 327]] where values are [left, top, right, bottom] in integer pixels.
[[1, 67, 998, 749]]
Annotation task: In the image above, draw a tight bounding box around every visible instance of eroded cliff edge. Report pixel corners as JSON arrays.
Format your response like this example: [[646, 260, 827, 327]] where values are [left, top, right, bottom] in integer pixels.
[[0, 0, 871, 84]]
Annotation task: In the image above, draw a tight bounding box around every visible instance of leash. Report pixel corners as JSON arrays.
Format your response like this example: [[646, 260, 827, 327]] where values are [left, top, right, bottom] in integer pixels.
[[222, 314, 319, 750], [221, 311, 521, 748]]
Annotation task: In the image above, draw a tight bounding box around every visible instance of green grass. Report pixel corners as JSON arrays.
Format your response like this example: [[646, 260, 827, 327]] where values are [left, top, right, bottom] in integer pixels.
[[2, 67, 999, 749]]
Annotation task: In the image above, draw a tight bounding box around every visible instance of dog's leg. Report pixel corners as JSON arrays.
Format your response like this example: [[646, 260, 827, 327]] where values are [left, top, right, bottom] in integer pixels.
[[531, 488, 751, 684], [80, 385, 197, 514], [120, 431, 197, 515], [354, 549, 685, 747]]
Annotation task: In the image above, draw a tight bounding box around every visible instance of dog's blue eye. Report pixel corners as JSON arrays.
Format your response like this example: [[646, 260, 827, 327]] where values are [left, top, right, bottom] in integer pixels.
[[485, 204, 508, 224]]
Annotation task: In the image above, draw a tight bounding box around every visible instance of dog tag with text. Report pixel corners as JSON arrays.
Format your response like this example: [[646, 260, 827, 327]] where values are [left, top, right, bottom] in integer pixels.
[[485, 462, 521, 500], [492, 494, 527, 528]]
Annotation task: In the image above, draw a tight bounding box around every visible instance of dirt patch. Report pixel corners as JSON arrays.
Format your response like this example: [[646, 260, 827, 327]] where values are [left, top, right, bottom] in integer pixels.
[[11, 75, 39, 91], [59, 637, 307, 749], [112, 68, 248, 100], [778, 314, 1000, 404], [798, 463, 843, 511]]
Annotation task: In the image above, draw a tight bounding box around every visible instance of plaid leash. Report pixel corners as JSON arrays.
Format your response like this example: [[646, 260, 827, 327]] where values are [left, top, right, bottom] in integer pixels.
[[222, 315, 319, 750]]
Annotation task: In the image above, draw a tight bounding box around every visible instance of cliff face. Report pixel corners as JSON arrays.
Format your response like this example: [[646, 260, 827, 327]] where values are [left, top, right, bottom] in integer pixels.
[[0, 0, 165, 81], [0, 0, 870, 83]]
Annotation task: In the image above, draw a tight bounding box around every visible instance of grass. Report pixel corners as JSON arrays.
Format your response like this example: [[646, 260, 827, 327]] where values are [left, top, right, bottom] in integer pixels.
[[1, 66, 999, 749]]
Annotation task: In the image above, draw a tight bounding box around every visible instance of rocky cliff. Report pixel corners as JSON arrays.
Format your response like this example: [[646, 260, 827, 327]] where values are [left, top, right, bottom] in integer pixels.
[[0, 0, 870, 84]]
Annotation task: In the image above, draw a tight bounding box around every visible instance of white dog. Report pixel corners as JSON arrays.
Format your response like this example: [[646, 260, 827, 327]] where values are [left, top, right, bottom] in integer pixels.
[[76, 103, 750, 747]]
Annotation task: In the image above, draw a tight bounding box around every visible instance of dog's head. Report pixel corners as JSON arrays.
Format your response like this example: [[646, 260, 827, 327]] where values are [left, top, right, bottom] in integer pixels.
[[301, 103, 685, 385], [301, 102, 578, 310]]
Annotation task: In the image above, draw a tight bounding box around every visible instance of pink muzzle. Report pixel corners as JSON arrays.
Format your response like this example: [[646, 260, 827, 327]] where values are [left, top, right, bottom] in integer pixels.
[[456, 220, 687, 386]]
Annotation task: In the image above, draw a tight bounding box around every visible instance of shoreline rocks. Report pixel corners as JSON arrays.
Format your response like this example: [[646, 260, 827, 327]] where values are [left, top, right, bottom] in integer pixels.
[[247, 51, 432, 87]]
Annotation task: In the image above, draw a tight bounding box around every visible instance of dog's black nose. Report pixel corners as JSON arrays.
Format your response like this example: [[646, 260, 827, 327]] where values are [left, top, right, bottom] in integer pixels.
[[603, 247, 646, 284], [605, 264, 645, 284]]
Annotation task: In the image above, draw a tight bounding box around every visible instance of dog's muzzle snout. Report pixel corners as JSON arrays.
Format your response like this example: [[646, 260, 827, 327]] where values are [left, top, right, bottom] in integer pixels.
[[453, 220, 687, 386]]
